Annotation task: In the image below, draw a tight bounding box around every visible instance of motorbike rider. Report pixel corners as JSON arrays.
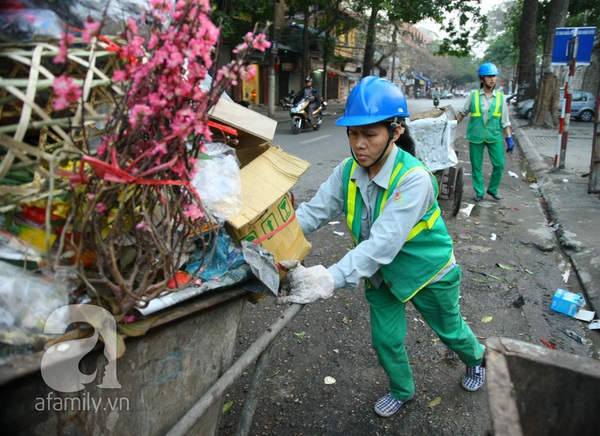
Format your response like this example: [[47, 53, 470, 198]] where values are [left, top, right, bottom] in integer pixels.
[[295, 76, 322, 126], [431, 86, 441, 107]]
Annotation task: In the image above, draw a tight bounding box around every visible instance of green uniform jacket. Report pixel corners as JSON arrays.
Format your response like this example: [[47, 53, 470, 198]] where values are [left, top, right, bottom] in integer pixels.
[[466, 89, 504, 144], [341, 149, 454, 302]]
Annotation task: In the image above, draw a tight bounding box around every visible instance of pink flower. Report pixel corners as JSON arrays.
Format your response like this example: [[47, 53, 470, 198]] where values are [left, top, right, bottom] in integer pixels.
[[129, 104, 152, 127], [233, 42, 248, 54], [126, 18, 139, 36], [52, 75, 82, 110], [243, 65, 257, 81], [82, 21, 101, 43], [96, 202, 107, 213], [53, 32, 75, 64], [183, 204, 204, 220], [136, 221, 149, 231], [112, 70, 128, 82], [252, 33, 271, 51]]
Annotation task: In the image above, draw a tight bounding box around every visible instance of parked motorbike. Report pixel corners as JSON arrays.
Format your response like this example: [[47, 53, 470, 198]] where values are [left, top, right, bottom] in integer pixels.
[[280, 91, 295, 109], [290, 97, 327, 134]]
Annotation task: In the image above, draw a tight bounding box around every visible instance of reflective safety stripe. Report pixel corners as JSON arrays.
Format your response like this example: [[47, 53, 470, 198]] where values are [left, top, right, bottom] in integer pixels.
[[377, 163, 405, 215], [491, 92, 503, 117], [343, 159, 360, 245], [407, 205, 440, 241], [471, 90, 482, 117], [344, 155, 441, 245]]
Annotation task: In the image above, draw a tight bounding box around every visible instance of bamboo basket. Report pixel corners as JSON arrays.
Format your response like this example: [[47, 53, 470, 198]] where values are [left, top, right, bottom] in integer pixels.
[[0, 39, 124, 212]]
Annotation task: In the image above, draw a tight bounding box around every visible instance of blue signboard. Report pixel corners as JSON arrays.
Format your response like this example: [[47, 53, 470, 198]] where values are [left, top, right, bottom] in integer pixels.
[[551, 27, 596, 65]]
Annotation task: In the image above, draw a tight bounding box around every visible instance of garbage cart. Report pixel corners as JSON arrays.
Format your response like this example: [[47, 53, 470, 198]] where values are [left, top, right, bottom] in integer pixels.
[[410, 106, 463, 216], [485, 336, 600, 436], [0, 288, 248, 435]]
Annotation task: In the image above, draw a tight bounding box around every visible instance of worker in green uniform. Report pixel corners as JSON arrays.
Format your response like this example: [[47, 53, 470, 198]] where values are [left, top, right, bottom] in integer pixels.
[[278, 76, 486, 418], [457, 62, 514, 202]]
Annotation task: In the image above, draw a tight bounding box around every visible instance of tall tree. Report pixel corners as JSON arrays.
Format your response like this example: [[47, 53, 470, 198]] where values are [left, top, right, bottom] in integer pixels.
[[354, 0, 487, 78], [516, 0, 539, 103], [531, 0, 570, 127]]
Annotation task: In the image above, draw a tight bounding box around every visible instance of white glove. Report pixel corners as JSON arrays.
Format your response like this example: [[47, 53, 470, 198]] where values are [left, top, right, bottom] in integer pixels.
[[277, 260, 334, 305]]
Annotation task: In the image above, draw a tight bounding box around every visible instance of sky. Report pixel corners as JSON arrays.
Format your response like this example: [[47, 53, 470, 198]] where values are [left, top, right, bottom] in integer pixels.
[[416, 0, 511, 58], [417, 0, 509, 35]]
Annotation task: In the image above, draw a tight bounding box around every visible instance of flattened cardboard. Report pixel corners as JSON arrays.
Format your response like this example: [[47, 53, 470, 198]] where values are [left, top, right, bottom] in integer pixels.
[[209, 98, 277, 146], [227, 146, 310, 229]]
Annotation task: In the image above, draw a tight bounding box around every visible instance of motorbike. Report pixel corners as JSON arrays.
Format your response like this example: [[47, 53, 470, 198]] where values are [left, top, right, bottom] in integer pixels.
[[433, 94, 440, 108], [290, 97, 327, 134], [280, 91, 295, 109]]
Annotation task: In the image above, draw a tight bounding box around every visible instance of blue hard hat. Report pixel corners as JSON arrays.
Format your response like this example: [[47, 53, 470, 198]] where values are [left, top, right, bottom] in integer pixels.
[[478, 62, 500, 76], [336, 76, 410, 126]]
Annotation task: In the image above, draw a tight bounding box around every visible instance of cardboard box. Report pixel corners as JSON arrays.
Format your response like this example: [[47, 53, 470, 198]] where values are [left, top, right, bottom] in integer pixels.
[[226, 146, 311, 269], [550, 288, 585, 317], [208, 98, 312, 267]]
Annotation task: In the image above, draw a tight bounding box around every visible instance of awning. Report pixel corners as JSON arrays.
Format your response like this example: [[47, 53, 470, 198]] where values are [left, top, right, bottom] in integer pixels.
[[414, 73, 430, 82]]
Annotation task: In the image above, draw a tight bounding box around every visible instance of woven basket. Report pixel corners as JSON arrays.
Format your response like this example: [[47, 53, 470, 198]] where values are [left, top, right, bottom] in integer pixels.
[[0, 39, 124, 212]]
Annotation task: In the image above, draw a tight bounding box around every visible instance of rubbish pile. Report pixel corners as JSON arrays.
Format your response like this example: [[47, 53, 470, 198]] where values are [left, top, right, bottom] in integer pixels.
[[0, 2, 311, 350]]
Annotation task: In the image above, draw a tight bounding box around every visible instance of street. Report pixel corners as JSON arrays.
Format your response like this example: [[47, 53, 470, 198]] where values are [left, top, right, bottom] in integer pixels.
[[217, 98, 598, 435]]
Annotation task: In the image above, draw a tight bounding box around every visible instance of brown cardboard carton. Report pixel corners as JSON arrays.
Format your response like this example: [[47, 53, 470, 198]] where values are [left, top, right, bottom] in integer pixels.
[[208, 99, 312, 267]]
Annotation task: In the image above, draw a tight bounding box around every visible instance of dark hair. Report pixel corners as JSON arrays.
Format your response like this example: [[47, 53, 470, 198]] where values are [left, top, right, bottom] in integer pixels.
[[383, 119, 415, 156], [397, 122, 416, 156]]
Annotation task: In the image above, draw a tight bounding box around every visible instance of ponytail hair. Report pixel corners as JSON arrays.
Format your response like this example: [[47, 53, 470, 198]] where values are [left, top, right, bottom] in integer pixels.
[[395, 120, 416, 157]]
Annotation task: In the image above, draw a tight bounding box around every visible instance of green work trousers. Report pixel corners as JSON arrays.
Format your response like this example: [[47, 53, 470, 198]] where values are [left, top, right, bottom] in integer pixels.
[[469, 140, 504, 197], [365, 264, 485, 401]]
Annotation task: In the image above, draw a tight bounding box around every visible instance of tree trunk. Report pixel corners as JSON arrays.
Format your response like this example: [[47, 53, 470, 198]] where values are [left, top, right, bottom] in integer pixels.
[[302, 5, 310, 78], [362, 0, 381, 78], [517, 0, 539, 105], [531, 0, 570, 127]]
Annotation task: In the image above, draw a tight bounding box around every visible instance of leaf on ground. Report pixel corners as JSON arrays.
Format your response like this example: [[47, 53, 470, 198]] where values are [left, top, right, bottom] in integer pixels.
[[496, 263, 514, 270], [222, 401, 233, 414], [481, 316, 493, 323], [428, 396, 442, 408], [294, 331, 306, 340], [523, 268, 535, 275]]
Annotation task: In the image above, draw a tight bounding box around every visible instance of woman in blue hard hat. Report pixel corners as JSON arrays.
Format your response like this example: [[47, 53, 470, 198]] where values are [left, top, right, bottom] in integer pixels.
[[456, 62, 514, 202], [278, 76, 486, 418]]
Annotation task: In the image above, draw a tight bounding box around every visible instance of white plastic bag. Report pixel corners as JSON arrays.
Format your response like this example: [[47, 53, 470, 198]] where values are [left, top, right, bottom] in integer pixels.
[[191, 142, 243, 222], [0, 262, 69, 345]]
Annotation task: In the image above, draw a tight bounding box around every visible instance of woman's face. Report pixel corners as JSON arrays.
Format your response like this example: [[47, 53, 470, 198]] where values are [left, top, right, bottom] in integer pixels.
[[348, 122, 403, 176]]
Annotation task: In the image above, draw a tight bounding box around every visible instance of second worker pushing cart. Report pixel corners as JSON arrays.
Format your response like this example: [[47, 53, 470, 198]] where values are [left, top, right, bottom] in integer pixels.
[[278, 76, 486, 418]]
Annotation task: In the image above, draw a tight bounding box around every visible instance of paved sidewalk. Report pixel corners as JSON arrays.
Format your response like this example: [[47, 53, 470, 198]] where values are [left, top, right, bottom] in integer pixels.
[[511, 114, 600, 314]]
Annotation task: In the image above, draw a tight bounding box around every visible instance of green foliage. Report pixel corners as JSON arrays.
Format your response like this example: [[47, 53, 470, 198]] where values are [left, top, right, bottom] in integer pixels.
[[567, 0, 600, 27], [211, 0, 271, 41]]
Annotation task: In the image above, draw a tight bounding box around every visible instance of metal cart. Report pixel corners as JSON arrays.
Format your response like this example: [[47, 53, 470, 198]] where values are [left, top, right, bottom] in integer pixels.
[[410, 106, 464, 216]]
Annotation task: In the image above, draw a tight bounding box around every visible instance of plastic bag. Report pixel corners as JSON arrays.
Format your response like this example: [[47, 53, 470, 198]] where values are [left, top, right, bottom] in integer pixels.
[[191, 142, 243, 222], [0, 8, 64, 42], [0, 261, 69, 345], [184, 228, 245, 281]]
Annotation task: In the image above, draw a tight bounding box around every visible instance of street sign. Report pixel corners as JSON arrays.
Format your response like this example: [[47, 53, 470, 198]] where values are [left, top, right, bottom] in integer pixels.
[[551, 27, 596, 65]]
